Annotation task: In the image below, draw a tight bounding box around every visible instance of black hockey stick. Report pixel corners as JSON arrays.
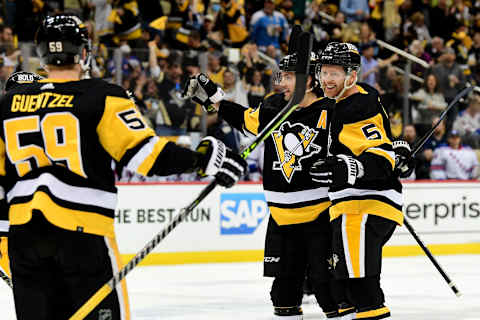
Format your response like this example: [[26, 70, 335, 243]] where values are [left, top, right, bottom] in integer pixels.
[[0, 268, 12, 288], [397, 86, 472, 297], [69, 31, 313, 320], [402, 219, 461, 297]]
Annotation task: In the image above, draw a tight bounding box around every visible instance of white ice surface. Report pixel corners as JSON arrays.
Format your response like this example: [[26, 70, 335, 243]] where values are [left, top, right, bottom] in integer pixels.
[[1, 255, 479, 319]]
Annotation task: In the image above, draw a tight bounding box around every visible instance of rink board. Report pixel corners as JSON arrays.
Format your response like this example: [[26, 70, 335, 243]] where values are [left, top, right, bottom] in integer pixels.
[[115, 181, 480, 265]]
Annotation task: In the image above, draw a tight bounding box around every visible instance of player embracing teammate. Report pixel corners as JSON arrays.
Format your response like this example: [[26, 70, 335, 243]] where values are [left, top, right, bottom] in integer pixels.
[[310, 42, 404, 319], [185, 39, 407, 320]]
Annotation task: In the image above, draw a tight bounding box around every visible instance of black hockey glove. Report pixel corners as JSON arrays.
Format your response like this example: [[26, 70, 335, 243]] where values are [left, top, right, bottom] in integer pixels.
[[182, 73, 225, 113], [196, 137, 247, 188], [310, 155, 364, 188], [393, 140, 415, 178]]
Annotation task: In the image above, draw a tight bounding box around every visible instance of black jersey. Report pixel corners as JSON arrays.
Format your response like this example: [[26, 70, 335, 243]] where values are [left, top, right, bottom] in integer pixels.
[[219, 93, 335, 225], [0, 78, 199, 237], [327, 83, 403, 225]]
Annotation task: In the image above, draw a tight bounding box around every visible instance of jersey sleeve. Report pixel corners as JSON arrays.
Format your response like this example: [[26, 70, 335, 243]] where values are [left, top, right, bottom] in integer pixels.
[[218, 92, 281, 136], [339, 110, 396, 182], [97, 89, 200, 177]]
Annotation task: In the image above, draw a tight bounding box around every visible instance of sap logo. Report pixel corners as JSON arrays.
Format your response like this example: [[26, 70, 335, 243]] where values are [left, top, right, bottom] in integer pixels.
[[220, 193, 268, 235]]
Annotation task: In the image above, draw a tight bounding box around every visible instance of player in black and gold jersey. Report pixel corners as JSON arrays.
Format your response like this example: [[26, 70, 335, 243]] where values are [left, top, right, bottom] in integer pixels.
[[183, 52, 352, 319], [0, 15, 246, 320], [0, 71, 44, 286], [310, 42, 403, 320]]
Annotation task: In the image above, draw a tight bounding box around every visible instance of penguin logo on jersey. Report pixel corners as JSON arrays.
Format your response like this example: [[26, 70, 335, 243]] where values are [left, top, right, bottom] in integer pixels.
[[272, 122, 321, 183]]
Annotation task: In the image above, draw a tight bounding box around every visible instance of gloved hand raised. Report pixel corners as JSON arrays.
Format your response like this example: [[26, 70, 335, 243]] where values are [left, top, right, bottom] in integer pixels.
[[196, 137, 247, 188], [183, 73, 225, 113]]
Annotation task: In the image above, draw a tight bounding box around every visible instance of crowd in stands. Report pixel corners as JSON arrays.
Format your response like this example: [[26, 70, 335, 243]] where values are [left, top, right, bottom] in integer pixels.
[[0, 0, 479, 181]]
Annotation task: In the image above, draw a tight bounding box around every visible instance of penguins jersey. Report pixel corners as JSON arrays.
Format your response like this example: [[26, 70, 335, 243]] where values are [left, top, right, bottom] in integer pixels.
[[0, 78, 199, 238], [327, 83, 403, 225], [218, 93, 334, 225]]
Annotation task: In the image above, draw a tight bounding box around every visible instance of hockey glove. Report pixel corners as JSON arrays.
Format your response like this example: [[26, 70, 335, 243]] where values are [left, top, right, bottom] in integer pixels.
[[182, 73, 225, 113], [393, 140, 415, 178], [196, 137, 247, 188], [310, 155, 364, 188]]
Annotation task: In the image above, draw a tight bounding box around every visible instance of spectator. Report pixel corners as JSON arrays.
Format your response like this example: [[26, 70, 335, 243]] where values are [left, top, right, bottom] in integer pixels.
[[432, 47, 466, 103], [430, 130, 479, 180], [428, 0, 454, 39], [357, 23, 378, 57], [410, 73, 447, 126], [207, 50, 227, 87], [250, 0, 288, 52], [409, 11, 432, 43], [216, 0, 249, 48], [359, 43, 379, 88], [452, 89, 480, 148], [409, 39, 432, 79], [467, 30, 480, 68], [426, 36, 446, 63], [339, 0, 369, 23], [223, 68, 248, 106], [422, 116, 447, 172], [245, 69, 266, 107], [155, 51, 198, 135]]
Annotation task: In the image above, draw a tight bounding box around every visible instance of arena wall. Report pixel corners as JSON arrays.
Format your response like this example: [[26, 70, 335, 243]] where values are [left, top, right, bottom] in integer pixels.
[[115, 181, 480, 265]]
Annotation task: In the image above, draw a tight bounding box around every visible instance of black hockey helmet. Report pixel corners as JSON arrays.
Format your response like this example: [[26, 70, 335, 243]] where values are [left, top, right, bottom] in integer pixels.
[[319, 42, 361, 73], [5, 71, 45, 91], [35, 15, 91, 67], [275, 51, 321, 86]]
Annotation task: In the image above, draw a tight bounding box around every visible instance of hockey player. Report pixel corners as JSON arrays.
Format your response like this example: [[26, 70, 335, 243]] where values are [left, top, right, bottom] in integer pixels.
[[0, 15, 246, 320], [183, 52, 353, 319], [310, 42, 403, 319], [0, 71, 45, 281]]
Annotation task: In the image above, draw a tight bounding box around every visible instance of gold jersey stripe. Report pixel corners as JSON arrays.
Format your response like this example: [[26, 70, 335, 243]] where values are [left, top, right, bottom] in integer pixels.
[[244, 107, 260, 135], [9, 191, 115, 237], [136, 138, 169, 175], [0, 237, 10, 277], [355, 306, 390, 319], [106, 237, 131, 320], [339, 113, 392, 156], [98, 96, 155, 162], [366, 148, 395, 169], [342, 214, 368, 278], [330, 199, 403, 225], [269, 201, 331, 225], [0, 138, 5, 176]]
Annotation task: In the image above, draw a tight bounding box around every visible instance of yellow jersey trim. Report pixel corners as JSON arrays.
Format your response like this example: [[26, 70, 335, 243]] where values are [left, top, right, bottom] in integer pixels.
[[136, 138, 169, 175], [270, 201, 331, 225], [9, 191, 115, 237], [356, 306, 390, 319], [244, 107, 260, 135], [329, 199, 403, 225]]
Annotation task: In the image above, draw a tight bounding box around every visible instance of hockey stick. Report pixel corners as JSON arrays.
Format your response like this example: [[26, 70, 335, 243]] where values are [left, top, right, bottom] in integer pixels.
[[397, 86, 472, 297], [402, 219, 461, 297], [0, 268, 12, 288], [69, 31, 313, 320]]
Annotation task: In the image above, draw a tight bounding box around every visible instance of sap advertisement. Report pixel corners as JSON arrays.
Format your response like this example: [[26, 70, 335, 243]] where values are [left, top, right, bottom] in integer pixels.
[[114, 182, 480, 260]]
